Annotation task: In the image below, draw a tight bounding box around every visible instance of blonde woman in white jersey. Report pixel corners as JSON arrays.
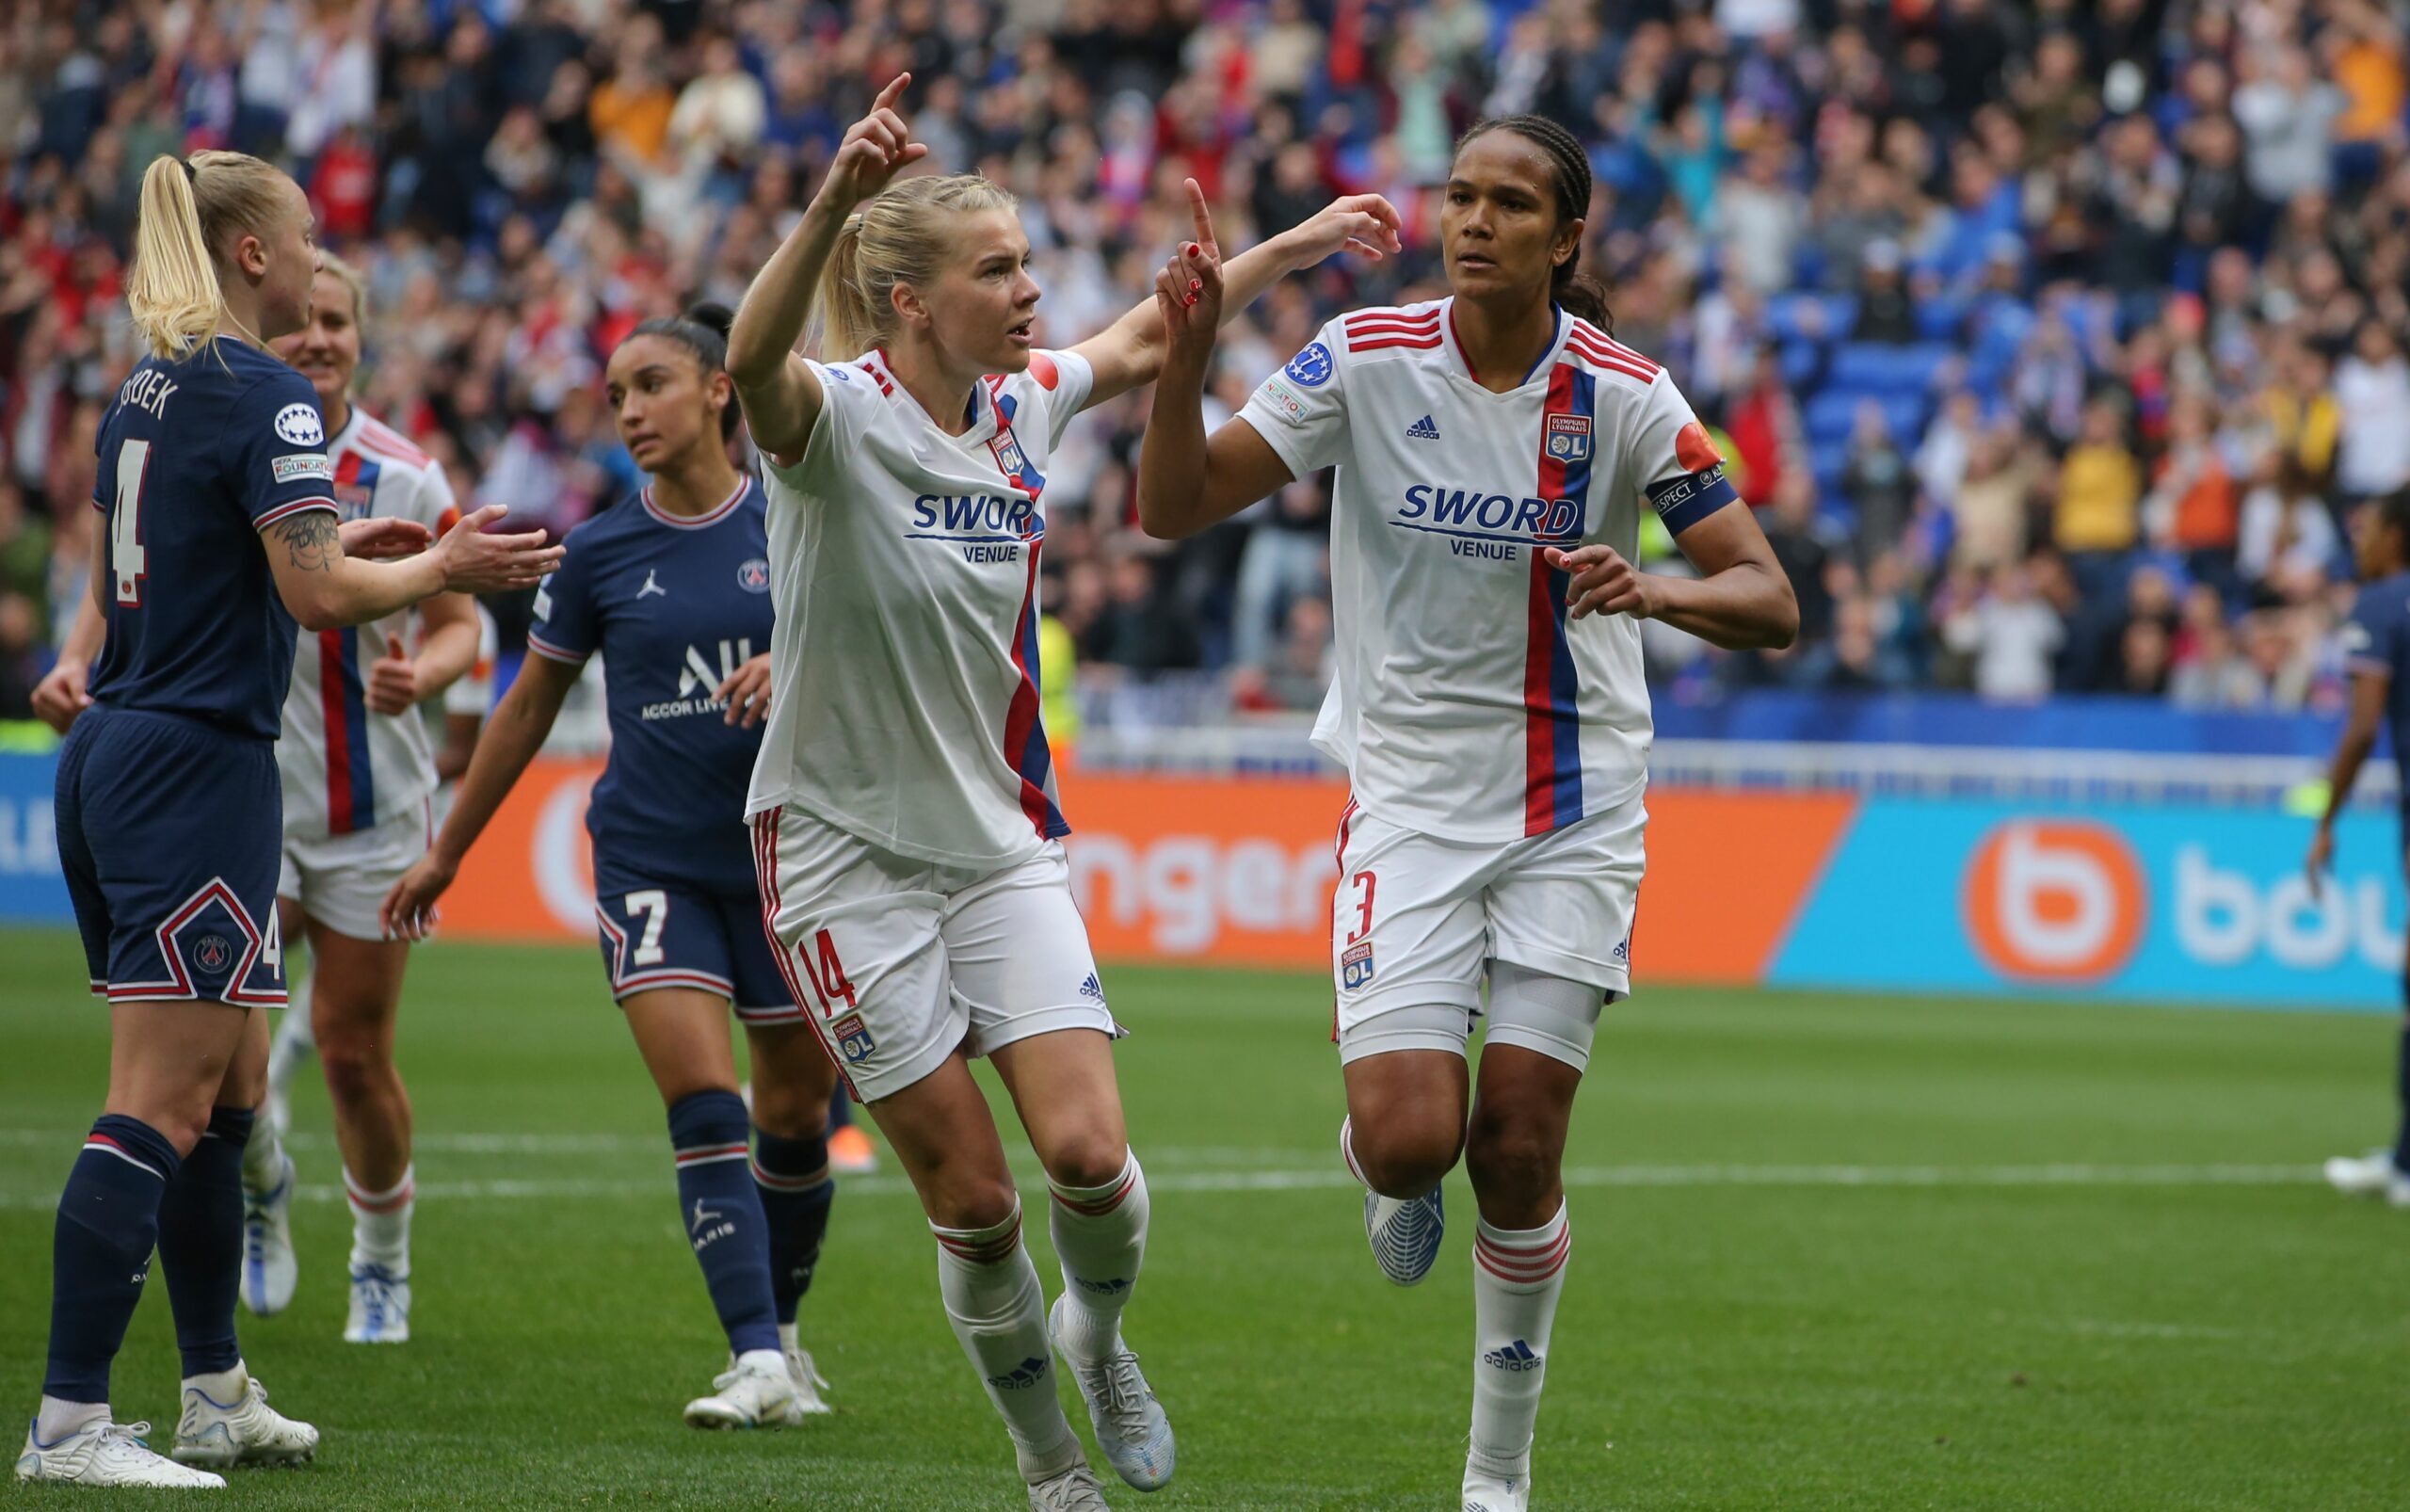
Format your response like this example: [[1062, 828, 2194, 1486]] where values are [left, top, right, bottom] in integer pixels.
[[1136, 116, 1799, 1511], [725, 75, 1398, 1511], [237, 254, 476, 1344]]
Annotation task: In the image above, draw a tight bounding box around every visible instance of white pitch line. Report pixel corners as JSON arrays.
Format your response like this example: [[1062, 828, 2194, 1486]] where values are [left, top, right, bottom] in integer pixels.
[[0, 1162, 2326, 1212]]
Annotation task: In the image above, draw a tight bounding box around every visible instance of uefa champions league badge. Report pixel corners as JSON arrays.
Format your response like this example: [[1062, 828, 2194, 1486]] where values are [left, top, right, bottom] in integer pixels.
[[832, 1014, 876, 1064], [1545, 413, 1592, 462], [1342, 940, 1374, 989], [1285, 341, 1335, 388]]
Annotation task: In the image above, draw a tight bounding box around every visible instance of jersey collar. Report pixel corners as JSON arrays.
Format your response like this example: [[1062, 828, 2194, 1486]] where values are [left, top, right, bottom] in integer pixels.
[[639, 476, 747, 529], [325, 402, 363, 456], [1440, 298, 1569, 393], [869, 348, 1003, 449]]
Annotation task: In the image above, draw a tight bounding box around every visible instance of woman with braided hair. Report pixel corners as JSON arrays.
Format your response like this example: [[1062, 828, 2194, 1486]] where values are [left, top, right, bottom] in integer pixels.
[[1137, 115, 1798, 1509]]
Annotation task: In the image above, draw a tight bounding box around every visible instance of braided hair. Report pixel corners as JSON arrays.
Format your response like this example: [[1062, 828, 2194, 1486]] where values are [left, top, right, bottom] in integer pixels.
[[626, 302, 739, 440], [1454, 115, 1613, 333]]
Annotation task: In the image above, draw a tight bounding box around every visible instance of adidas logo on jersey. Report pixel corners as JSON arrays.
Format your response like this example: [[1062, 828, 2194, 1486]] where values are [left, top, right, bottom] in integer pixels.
[[987, 1356, 1051, 1391], [1405, 414, 1441, 441], [1079, 973, 1106, 1004], [1483, 1339, 1543, 1373]]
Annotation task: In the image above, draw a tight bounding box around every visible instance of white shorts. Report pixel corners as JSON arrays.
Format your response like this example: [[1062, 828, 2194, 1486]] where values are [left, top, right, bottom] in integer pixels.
[[279, 798, 433, 942], [1331, 793, 1646, 1070], [750, 805, 1120, 1103]]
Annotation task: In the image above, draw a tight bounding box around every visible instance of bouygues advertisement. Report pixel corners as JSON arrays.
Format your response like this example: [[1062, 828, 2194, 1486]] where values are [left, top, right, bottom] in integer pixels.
[[0, 752, 2400, 1010]]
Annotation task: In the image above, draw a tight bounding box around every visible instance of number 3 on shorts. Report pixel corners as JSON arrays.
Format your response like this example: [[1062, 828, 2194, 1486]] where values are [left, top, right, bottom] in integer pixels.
[[1344, 872, 1377, 946]]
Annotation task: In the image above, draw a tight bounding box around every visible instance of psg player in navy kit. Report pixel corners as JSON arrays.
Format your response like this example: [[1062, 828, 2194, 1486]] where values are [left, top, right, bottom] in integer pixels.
[[18, 152, 558, 1488], [383, 308, 844, 1429]]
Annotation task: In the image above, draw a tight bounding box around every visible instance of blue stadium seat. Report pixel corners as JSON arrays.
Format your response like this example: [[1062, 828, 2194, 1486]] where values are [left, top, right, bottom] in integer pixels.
[[1769, 292, 1856, 343], [1829, 343, 1954, 396]]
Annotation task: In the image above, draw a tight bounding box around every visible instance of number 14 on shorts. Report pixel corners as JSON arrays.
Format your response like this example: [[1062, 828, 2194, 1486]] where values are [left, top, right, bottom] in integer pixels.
[[795, 929, 857, 1015]]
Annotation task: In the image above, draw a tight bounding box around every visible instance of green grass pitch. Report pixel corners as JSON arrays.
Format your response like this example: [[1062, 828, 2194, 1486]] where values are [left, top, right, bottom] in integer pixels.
[[4, 926, 2408, 1508]]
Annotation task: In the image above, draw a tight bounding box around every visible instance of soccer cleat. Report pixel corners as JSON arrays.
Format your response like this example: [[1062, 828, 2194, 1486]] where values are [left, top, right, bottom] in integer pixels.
[[1463, 1465, 1531, 1512], [1029, 1462, 1114, 1510], [172, 1370, 318, 1469], [1364, 1185, 1446, 1286], [18, 1418, 227, 1488], [783, 1345, 834, 1416], [828, 1123, 878, 1175], [345, 1264, 411, 1343], [683, 1352, 805, 1429], [1048, 1296, 1174, 1491], [242, 1152, 298, 1316], [2322, 1149, 2410, 1205]]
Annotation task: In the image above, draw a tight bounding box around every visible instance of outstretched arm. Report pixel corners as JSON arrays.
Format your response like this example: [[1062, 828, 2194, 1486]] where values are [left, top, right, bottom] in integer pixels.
[[1075, 181, 1399, 408], [727, 72, 926, 465], [263, 504, 560, 633]]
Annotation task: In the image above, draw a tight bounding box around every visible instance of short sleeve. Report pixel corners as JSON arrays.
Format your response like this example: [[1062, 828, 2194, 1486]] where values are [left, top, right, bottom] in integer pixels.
[[1025, 349, 1095, 450], [2342, 584, 2402, 678], [416, 457, 461, 534], [1623, 374, 1740, 538], [761, 359, 881, 493], [526, 525, 599, 665], [1236, 323, 1351, 479], [228, 370, 340, 531]]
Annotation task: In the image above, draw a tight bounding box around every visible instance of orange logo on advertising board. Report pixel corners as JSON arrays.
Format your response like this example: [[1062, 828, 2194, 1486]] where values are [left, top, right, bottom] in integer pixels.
[[1963, 820, 2145, 982]]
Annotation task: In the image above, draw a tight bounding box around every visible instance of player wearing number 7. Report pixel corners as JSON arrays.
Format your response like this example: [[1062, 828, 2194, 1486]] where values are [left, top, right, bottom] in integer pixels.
[[20, 151, 559, 1491], [724, 73, 1398, 1511], [382, 308, 845, 1432]]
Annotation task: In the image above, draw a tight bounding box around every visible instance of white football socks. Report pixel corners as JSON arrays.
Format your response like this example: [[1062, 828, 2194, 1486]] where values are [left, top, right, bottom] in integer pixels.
[[1047, 1150, 1149, 1362], [345, 1165, 413, 1276], [1469, 1203, 1572, 1481], [930, 1200, 1081, 1484]]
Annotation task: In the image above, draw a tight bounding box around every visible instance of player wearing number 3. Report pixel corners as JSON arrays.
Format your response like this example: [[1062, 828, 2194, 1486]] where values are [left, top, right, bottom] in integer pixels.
[[1137, 117, 1799, 1510], [20, 151, 558, 1489], [381, 308, 845, 1430], [725, 75, 1398, 1510]]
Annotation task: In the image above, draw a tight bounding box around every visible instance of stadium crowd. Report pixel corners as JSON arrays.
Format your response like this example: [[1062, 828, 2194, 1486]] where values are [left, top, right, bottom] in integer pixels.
[[3, 0, 2409, 727]]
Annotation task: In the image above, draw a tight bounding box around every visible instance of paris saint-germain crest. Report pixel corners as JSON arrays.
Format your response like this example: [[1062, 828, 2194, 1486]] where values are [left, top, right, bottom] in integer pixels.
[[1545, 413, 1592, 462], [193, 934, 233, 973], [736, 557, 770, 593]]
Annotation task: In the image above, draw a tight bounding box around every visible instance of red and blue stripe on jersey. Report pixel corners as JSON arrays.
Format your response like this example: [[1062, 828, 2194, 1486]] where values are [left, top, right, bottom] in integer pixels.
[[986, 390, 1068, 839], [318, 450, 383, 834], [1522, 362, 1597, 837]]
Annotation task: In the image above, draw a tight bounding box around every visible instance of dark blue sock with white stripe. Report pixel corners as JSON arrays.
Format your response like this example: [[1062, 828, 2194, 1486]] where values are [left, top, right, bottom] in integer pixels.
[[752, 1129, 835, 1327], [668, 1090, 779, 1357], [157, 1105, 251, 1378], [44, 1116, 180, 1404], [2393, 1019, 2410, 1175]]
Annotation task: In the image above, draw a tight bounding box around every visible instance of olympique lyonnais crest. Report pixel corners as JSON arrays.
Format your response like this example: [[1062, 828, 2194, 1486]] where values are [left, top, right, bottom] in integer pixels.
[[1545, 413, 1592, 462], [1342, 940, 1374, 989], [831, 1014, 876, 1065], [994, 432, 1029, 478]]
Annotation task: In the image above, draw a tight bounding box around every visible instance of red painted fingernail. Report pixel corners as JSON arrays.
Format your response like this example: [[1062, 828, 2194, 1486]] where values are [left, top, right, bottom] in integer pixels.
[[1186, 243, 1199, 256], [1183, 292, 1197, 306], [1189, 279, 1201, 293]]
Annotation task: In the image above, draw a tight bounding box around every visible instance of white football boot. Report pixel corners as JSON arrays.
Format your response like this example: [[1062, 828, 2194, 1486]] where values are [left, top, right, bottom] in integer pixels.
[[345, 1264, 411, 1343], [2322, 1148, 2410, 1205], [778, 1324, 833, 1415], [18, 1417, 226, 1488], [241, 1151, 298, 1317], [1047, 1296, 1173, 1490], [683, 1350, 805, 1429], [1029, 1463, 1113, 1510], [172, 1368, 318, 1468], [1364, 1184, 1446, 1286], [1463, 1464, 1532, 1511]]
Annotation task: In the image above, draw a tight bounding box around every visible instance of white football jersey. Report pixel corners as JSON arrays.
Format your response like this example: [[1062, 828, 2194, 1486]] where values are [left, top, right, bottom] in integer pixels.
[[1237, 298, 1738, 844], [747, 348, 1096, 870], [277, 408, 460, 839]]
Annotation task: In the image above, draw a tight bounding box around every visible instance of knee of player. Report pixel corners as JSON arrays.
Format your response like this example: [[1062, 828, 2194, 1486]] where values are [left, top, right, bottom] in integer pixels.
[[1463, 1112, 1563, 1198], [924, 1173, 1021, 1235], [315, 1037, 390, 1101], [745, 1081, 832, 1142], [1355, 1121, 1463, 1198], [1038, 1133, 1131, 1194]]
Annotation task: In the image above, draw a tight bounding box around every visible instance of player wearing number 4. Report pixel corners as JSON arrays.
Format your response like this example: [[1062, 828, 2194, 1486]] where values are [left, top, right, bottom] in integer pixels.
[[221, 253, 481, 1345], [382, 308, 844, 1431], [1137, 117, 1798, 1511], [19, 151, 558, 1489], [725, 75, 1397, 1511]]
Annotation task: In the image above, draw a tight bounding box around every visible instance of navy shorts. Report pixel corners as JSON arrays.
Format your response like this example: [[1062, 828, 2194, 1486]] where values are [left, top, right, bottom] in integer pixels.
[[590, 858, 797, 1022], [56, 705, 286, 1007]]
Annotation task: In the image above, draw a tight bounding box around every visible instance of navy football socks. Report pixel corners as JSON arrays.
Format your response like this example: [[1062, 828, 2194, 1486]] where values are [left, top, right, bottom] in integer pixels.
[[156, 1105, 252, 1379], [667, 1090, 779, 1357], [751, 1129, 835, 1327], [45, 1116, 180, 1404]]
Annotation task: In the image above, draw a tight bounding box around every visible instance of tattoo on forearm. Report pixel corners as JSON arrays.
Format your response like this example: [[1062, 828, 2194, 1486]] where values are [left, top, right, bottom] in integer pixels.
[[274, 511, 341, 573]]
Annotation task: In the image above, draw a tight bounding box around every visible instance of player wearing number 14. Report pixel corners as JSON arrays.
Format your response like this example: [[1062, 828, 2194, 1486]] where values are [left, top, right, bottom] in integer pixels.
[[23, 151, 557, 1489]]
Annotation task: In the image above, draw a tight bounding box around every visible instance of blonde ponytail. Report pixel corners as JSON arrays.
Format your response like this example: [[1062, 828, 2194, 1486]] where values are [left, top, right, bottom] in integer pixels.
[[815, 174, 1019, 362], [125, 151, 300, 361]]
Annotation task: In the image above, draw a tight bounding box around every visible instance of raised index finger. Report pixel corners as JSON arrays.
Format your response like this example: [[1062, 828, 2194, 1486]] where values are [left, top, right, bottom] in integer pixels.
[[872, 71, 912, 115], [1186, 178, 1215, 251]]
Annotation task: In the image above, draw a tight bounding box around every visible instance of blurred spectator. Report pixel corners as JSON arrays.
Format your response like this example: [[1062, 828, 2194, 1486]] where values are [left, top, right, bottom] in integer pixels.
[[2237, 458, 2341, 598], [1943, 562, 2064, 703], [2334, 321, 2410, 507], [1840, 401, 1915, 567], [2054, 397, 2144, 565], [1230, 479, 1329, 676]]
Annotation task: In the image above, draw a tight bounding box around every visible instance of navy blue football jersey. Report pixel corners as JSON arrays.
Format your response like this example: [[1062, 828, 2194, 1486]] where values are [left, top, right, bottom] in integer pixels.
[[2343, 569, 2410, 794], [527, 479, 777, 892], [89, 337, 336, 740]]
